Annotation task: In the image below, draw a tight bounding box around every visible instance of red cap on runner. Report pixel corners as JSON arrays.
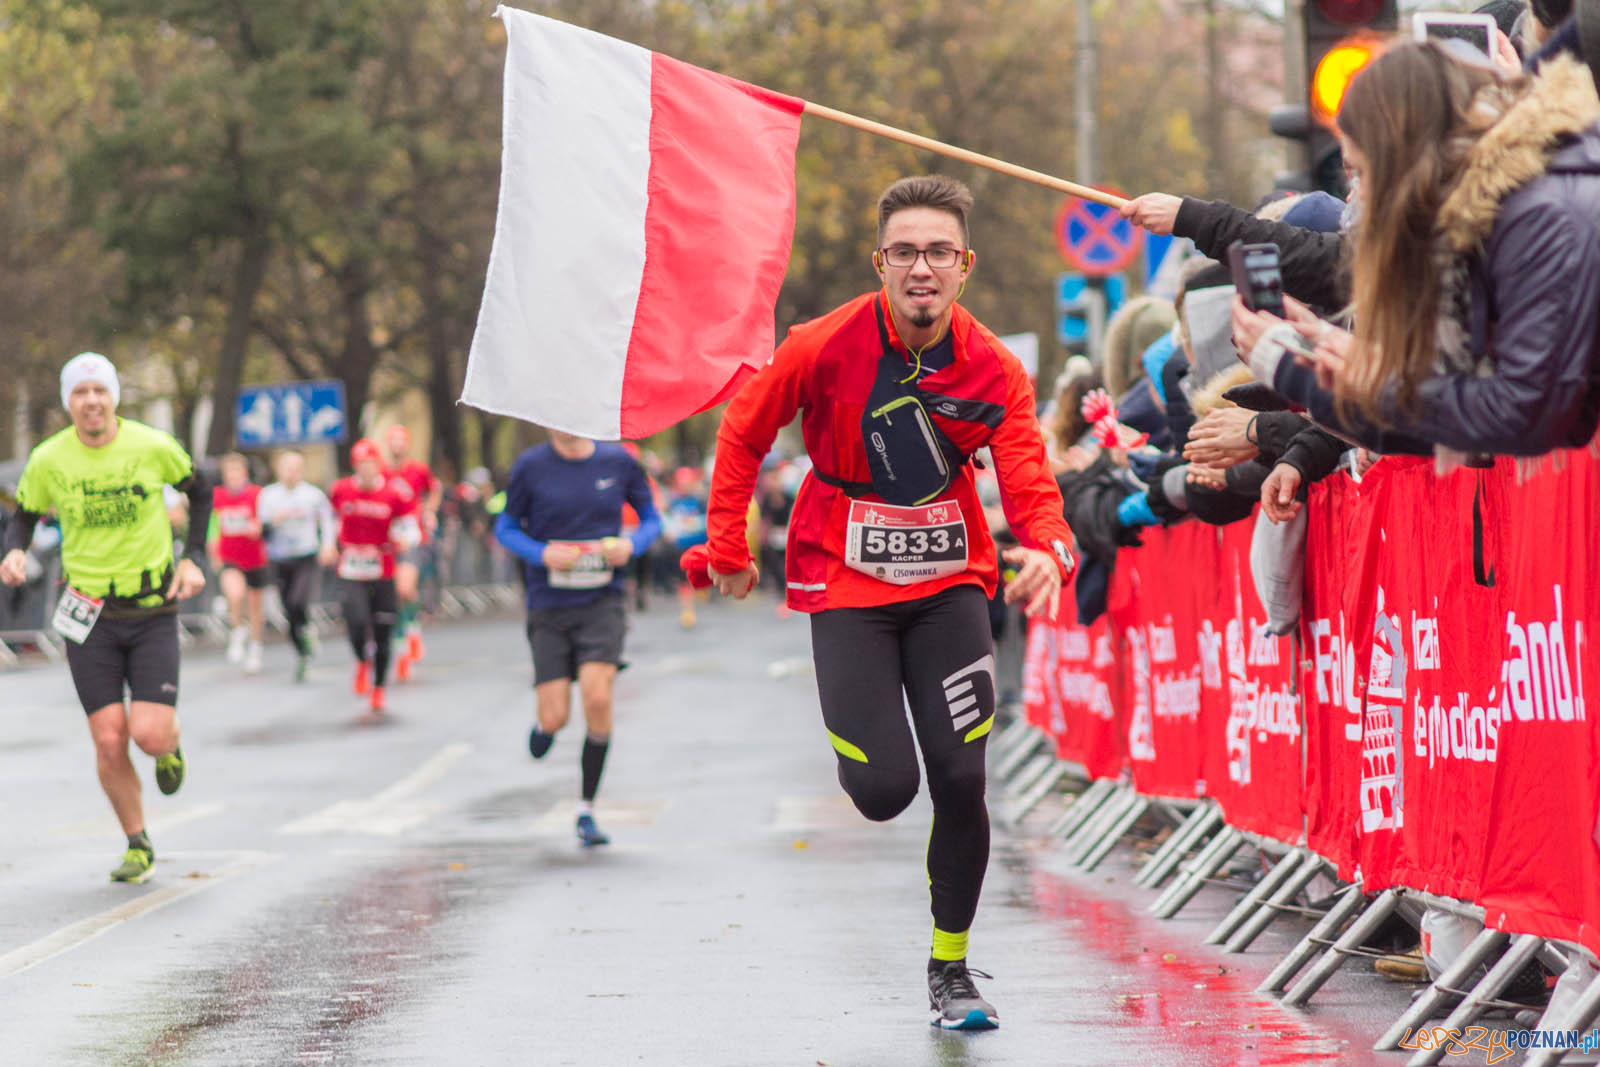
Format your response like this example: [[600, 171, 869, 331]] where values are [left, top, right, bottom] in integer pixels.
[[351, 438, 382, 465]]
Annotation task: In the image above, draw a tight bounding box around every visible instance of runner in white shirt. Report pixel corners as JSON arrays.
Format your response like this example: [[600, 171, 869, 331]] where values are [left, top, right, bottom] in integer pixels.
[[257, 450, 338, 682]]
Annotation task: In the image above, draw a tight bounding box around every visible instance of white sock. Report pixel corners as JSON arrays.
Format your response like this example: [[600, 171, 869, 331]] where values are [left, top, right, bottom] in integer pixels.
[[576, 800, 594, 817]]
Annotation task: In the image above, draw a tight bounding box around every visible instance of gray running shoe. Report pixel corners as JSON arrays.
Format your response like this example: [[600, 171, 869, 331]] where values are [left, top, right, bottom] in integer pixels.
[[928, 960, 999, 1031]]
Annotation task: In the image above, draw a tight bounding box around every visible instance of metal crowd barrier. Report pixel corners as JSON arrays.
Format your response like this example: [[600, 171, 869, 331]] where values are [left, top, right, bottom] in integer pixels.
[[989, 709, 1600, 1066]]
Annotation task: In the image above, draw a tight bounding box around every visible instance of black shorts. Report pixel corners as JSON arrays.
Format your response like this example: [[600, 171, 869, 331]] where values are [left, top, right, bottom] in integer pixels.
[[63, 609, 181, 714], [526, 591, 626, 684], [225, 564, 271, 589]]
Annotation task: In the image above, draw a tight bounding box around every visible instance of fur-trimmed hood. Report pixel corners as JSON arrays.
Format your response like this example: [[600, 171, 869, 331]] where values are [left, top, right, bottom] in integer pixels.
[[1438, 54, 1600, 252], [1189, 364, 1256, 418], [1435, 56, 1600, 374]]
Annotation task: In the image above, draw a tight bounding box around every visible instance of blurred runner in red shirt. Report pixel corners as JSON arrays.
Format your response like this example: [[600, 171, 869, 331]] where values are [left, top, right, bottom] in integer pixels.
[[329, 438, 419, 719], [210, 452, 269, 674]]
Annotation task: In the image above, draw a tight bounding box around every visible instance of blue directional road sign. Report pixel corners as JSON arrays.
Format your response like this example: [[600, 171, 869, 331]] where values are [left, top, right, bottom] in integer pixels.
[[235, 380, 348, 448], [1058, 272, 1089, 345], [1057, 272, 1128, 347]]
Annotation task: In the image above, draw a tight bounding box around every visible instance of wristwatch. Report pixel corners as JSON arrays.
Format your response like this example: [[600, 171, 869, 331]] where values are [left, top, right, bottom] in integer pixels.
[[1049, 538, 1076, 580]]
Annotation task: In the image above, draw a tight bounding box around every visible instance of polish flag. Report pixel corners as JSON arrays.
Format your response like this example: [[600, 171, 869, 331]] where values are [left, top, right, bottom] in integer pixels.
[[461, 7, 805, 440]]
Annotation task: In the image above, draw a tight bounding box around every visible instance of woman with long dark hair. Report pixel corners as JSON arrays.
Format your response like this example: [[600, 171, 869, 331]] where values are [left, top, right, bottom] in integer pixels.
[[1240, 41, 1600, 461]]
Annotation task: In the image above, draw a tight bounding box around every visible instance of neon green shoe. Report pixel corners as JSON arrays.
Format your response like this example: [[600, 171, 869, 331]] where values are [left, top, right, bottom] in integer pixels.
[[155, 747, 185, 796], [109, 847, 154, 884]]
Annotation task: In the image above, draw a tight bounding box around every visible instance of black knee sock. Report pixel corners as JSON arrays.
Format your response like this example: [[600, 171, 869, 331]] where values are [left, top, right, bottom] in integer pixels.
[[287, 605, 309, 653], [347, 624, 369, 662], [528, 727, 554, 759], [580, 734, 610, 802], [371, 622, 393, 685]]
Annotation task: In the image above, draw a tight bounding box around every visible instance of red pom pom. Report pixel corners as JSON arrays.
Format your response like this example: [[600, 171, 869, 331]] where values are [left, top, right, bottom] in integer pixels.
[[1080, 388, 1115, 424], [679, 544, 714, 589]]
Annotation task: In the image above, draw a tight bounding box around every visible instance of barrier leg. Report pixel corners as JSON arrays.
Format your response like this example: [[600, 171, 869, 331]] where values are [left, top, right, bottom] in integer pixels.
[[1526, 974, 1600, 1067], [437, 590, 466, 618], [1076, 795, 1149, 872], [1005, 752, 1057, 798], [1280, 888, 1404, 1006], [1537, 941, 1573, 976], [1149, 826, 1244, 920], [1396, 932, 1543, 1065], [1258, 879, 1367, 995], [1045, 776, 1116, 839], [1005, 760, 1069, 824], [1204, 846, 1304, 946], [1225, 851, 1329, 953], [1064, 785, 1137, 863], [994, 729, 1047, 781], [33, 630, 64, 662], [1372, 926, 1509, 1050], [1135, 804, 1221, 889], [990, 717, 1037, 760]]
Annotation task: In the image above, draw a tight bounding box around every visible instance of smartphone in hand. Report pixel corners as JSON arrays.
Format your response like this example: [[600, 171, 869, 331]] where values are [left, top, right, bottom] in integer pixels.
[[1227, 241, 1286, 317]]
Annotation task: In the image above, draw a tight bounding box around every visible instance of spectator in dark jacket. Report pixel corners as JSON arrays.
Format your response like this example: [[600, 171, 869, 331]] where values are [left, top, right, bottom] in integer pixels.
[[1239, 44, 1600, 463]]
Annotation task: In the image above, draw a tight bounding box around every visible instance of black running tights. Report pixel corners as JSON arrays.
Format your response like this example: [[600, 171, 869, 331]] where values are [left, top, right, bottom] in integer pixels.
[[342, 578, 397, 686], [809, 584, 995, 935], [275, 554, 320, 654]]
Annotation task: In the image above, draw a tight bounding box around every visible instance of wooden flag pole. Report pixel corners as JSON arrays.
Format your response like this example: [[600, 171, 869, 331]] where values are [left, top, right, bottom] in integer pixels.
[[801, 100, 1128, 209]]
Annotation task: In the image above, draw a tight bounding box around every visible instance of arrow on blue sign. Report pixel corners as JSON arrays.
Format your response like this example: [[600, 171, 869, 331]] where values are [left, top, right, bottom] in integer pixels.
[[235, 381, 348, 448]]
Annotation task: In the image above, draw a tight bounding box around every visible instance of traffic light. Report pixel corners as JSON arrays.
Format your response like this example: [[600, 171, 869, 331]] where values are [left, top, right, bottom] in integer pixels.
[[1270, 0, 1396, 197]]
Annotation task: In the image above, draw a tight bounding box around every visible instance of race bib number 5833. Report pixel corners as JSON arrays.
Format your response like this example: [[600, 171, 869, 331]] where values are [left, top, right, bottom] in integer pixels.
[[844, 499, 968, 586]]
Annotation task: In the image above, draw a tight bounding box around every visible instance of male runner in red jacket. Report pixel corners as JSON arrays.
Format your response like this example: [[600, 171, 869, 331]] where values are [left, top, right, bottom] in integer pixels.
[[706, 175, 1075, 1031]]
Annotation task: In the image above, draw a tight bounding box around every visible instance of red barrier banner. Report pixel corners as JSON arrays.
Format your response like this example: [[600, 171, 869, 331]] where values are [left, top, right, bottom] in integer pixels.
[[1301, 473, 1366, 879], [1199, 519, 1302, 844], [1021, 572, 1125, 779], [1111, 528, 1208, 799], [1033, 450, 1600, 953], [1477, 453, 1600, 949]]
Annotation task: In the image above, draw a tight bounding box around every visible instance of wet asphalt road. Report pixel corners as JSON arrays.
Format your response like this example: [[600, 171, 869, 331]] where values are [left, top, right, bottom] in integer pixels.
[[3, 596, 1442, 1065]]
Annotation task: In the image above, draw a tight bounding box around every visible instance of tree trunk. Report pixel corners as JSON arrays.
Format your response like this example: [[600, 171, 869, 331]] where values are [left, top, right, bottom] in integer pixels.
[[417, 225, 464, 480], [475, 413, 498, 482], [205, 222, 270, 457], [331, 260, 378, 477]]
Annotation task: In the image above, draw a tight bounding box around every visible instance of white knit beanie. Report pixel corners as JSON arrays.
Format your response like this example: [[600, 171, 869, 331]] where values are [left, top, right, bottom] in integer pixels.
[[60, 352, 120, 410]]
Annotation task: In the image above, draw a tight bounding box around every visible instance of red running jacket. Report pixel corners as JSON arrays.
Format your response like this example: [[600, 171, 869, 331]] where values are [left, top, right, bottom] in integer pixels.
[[708, 291, 1074, 613]]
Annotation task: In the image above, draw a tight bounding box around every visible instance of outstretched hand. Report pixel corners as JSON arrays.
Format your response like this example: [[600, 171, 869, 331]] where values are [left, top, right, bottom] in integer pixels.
[[1119, 193, 1181, 236]]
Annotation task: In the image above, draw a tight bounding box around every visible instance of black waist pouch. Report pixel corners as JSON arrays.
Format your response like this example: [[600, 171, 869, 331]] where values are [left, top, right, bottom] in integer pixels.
[[860, 304, 965, 506]]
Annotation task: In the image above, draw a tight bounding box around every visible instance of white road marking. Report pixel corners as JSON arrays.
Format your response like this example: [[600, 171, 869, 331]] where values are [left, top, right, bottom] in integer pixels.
[[0, 850, 277, 979], [46, 801, 227, 841], [532, 798, 670, 830], [276, 742, 473, 836], [764, 656, 813, 680], [641, 655, 724, 676], [769, 794, 866, 832]]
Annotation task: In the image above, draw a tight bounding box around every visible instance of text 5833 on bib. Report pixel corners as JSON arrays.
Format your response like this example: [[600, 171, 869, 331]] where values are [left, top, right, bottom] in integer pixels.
[[844, 499, 968, 585]]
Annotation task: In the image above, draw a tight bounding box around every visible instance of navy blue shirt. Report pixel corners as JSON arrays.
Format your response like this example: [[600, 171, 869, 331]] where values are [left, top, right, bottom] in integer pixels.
[[494, 443, 661, 611]]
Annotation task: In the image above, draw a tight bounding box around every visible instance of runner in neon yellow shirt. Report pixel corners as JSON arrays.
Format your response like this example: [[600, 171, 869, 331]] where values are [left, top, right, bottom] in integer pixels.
[[0, 353, 212, 884]]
